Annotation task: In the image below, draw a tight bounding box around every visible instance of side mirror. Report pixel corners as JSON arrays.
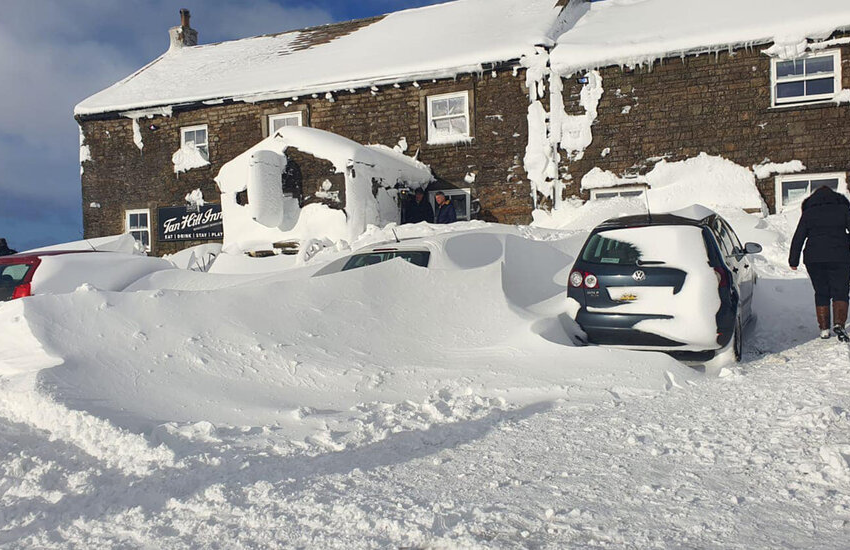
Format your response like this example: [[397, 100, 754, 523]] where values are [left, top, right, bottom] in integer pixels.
[[744, 242, 762, 255]]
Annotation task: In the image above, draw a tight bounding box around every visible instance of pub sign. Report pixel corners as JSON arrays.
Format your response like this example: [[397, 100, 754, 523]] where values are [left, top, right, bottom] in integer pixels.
[[158, 204, 224, 242]]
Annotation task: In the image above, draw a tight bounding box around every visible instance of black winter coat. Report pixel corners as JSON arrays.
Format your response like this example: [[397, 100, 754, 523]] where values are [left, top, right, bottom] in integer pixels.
[[435, 201, 457, 224], [0, 245, 16, 257], [404, 198, 434, 224], [789, 187, 850, 267]]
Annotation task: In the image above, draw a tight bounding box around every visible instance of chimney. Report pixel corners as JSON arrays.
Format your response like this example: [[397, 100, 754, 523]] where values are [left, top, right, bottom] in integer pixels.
[[169, 8, 198, 50]]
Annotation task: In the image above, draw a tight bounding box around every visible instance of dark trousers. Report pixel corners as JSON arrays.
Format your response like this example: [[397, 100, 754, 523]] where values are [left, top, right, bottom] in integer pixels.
[[807, 262, 850, 307]]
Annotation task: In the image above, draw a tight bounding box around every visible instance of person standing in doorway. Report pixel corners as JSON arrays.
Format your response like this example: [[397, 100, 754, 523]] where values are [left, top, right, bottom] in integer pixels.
[[0, 238, 17, 256], [789, 185, 850, 342], [434, 191, 457, 224], [403, 188, 434, 224]]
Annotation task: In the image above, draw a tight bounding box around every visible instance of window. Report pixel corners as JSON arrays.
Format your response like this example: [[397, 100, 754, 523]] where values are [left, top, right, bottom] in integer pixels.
[[771, 50, 842, 107], [427, 91, 471, 145], [431, 188, 472, 221], [181, 125, 209, 161], [126, 209, 151, 251], [590, 185, 648, 201], [341, 250, 430, 272], [268, 112, 303, 135], [775, 172, 847, 211]]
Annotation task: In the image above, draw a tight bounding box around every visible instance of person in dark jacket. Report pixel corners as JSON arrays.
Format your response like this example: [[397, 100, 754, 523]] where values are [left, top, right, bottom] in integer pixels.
[[789, 186, 850, 341], [434, 192, 457, 224], [0, 238, 17, 256], [403, 188, 434, 224]]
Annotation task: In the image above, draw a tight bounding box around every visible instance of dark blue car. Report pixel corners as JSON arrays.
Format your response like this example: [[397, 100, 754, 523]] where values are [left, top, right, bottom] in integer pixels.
[[567, 208, 762, 363]]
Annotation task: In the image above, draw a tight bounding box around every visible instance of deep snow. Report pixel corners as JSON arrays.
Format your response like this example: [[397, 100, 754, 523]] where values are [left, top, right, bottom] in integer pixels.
[[1, 211, 849, 547]]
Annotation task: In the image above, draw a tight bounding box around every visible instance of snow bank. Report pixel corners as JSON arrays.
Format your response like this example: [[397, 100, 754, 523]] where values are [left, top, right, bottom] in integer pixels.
[[216, 127, 432, 249], [23, 234, 141, 255], [551, 0, 850, 75], [30, 253, 174, 295], [75, 0, 568, 116], [541, 153, 764, 231]]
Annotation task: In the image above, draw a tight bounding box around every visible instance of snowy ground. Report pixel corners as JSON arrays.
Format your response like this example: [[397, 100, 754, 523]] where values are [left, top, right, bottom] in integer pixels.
[[1, 219, 850, 548]]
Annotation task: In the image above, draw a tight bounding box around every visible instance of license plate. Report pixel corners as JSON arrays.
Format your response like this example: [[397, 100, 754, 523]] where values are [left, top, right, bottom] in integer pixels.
[[616, 293, 638, 303]]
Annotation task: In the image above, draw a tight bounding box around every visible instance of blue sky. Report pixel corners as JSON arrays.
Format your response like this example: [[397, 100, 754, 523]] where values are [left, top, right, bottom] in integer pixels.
[[0, 0, 451, 251]]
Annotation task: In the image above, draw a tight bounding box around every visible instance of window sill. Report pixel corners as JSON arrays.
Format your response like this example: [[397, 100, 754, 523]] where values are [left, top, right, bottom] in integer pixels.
[[769, 99, 844, 110], [424, 136, 475, 149]]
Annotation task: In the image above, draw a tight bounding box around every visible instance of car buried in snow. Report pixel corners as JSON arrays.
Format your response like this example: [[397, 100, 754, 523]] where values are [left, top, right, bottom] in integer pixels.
[[0, 250, 174, 302], [566, 205, 762, 365]]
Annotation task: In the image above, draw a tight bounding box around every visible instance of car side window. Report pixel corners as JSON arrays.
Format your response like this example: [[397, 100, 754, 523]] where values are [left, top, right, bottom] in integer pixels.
[[720, 219, 744, 254], [712, 220, 735, 257]]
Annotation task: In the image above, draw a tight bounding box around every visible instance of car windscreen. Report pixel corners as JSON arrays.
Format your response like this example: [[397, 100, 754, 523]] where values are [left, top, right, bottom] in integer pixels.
[[341, 251, 430, 271]]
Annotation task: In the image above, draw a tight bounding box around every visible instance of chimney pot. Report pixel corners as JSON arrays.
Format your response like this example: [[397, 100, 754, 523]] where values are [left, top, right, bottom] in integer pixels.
[[169, 8, 198, 50]]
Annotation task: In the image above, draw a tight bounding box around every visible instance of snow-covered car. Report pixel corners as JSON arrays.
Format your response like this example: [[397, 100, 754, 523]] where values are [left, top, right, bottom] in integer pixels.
[[0, 250, 174, 301], [567, 206, 762, 363]]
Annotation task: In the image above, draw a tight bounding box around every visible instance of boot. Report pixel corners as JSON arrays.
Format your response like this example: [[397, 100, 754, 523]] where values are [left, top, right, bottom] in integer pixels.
[[833, 301, 849, 342], [817, 306, 831, 339]]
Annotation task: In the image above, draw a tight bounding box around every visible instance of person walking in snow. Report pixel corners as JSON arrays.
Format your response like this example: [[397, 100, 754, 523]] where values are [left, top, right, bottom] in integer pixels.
[[403, 188, 434, 224], [789, 185, 850, 341], [0, 238, 17, 256], [434, 191, 457, 224]]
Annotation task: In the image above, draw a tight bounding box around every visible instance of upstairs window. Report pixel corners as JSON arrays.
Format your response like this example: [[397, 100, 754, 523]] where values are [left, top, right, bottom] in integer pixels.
[[269, 112, 303, 135], [181, 125, 209, 161], [427, 91, 471, 145], [771, 50, 842, 106], [126, 209, 151, 251], [775, 172, 847, 211]]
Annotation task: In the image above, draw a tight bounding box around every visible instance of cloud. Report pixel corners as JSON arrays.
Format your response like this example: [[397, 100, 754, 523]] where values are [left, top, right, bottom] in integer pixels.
[[0, 0, 333, 249]]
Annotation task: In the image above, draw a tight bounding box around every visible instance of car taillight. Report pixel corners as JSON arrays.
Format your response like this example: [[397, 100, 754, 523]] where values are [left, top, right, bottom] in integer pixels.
[[12, 283, 31, 299], [714, 267, 729, 288], [569, 270, 584, 288], [584, 273, 599, 289]]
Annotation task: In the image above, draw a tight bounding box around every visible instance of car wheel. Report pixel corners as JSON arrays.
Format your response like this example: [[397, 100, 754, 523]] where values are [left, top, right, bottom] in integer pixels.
[[705, 314, 743, 369], [732, 315, 743, 363]]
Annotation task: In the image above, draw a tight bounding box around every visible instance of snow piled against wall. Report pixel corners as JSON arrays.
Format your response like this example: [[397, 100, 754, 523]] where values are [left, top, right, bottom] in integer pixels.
[[535, 153, 765, 229], [550, 0, 850, 75]]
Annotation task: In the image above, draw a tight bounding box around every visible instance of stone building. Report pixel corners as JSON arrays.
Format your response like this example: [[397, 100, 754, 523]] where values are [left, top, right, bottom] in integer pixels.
[[76, 0, 850, 255]]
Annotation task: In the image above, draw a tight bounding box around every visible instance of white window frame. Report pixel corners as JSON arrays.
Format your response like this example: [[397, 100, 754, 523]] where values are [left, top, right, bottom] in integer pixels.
[[430, 188, 472, 221], [268, 112, 303, 135], [770, 50, 842, 108], [426, 91, 471, 145], [125, 208, 152, 252], [775, 172, 848, 212], [590, 185, 648, 201], [180, 124, 209, 161]]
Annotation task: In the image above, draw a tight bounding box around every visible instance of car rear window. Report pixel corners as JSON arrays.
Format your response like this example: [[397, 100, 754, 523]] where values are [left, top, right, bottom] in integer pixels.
[[581, 226, 709, 266], [581, 233, 642, 265], [0, 264, 32, 285], [342, 251, 430, 271]]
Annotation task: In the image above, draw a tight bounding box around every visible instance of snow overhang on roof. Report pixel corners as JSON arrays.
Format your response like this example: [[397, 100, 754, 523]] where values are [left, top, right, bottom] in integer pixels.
[[550, 0, 850, 76], [75, 0, 568, 118]]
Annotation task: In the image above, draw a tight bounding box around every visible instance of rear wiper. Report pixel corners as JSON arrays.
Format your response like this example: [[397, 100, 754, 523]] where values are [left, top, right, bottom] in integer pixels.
[[636, 260, 666, 266]]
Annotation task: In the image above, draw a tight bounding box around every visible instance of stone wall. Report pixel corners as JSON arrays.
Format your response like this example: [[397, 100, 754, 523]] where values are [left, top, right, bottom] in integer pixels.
[[79, 67, 534, 255], [559, 34, 850, 212]]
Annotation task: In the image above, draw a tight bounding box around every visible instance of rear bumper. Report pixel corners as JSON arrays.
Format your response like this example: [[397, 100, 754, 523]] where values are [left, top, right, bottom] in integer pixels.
[[576, 309, 724, 352]]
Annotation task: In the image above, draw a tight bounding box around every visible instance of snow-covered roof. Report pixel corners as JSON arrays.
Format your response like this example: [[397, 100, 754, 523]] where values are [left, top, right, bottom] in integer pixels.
[[75, 0, 567, 117], [551, 0, 850, 75]]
